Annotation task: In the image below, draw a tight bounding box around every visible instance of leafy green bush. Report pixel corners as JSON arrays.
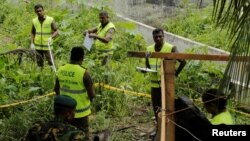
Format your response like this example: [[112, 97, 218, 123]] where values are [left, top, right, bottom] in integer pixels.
[[0, 1, 150, 140], [164, 6, 229, 50], [0, 1, 249, 140]]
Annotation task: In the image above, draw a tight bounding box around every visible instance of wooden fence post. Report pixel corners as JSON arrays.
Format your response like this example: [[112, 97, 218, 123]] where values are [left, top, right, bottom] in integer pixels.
[[160, 60, 176, 141]]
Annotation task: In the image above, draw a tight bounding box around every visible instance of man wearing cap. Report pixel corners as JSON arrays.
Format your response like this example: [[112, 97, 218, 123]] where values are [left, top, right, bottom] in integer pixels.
[[54, 46, 95, 141], [23, 95, 85, 141]]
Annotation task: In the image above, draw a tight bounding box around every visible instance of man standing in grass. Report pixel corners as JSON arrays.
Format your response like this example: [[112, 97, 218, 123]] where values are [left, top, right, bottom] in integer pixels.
[[84, 11, 116, 66], [145, 28, 186, 140], [31, 4, 59, 67], [146, 28, 186, 122], [54, 47, 95, 141]]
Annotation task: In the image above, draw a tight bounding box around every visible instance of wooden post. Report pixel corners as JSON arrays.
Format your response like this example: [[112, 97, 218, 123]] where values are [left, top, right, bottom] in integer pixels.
[[126, 51, 231, 141], [160, 61, 166, 141], [161, 60, 175, 141]]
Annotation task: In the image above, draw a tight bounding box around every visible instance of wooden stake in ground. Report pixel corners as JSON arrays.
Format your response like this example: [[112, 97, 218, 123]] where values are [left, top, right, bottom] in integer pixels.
[[127, 51, 231, 141], [161, 60, 175, 141]]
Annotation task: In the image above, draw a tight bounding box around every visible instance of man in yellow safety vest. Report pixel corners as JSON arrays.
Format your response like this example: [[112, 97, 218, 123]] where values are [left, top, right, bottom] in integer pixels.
[[202, 88, 234, 125], [84, 11, 116, 66], [31, 4, 59, 67], [144, 29, 186, 139], [54, 47, 95, 141]]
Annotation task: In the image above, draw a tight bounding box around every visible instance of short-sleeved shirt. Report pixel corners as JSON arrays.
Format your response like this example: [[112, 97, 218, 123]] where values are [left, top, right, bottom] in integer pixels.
[[211, 110, 234, 125], [23, 119, 85, 141]]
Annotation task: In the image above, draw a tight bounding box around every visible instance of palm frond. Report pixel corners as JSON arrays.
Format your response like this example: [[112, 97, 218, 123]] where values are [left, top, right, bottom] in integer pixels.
[[213, 0, 250, 104]]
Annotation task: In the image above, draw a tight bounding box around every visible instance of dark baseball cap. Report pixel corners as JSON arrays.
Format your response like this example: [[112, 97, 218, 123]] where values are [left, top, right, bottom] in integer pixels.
[[54, 95, 77, 109]]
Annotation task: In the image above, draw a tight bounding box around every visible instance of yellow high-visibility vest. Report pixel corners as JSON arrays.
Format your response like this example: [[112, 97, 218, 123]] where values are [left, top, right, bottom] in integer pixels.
[[94, 22, 116, 55], [33, 16, 53, 50], [211, 110, 234, 125], [147, 42, 173, 88], [57, 64, 91, 118]]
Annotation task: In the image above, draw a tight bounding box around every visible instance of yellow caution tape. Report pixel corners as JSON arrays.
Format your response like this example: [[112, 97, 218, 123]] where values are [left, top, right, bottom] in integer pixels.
[[193, 98, 250, 117], [1, 83, 250, 118], [228, 108, 250, 117], [95, 83, 151, 98], [0, 92, 55, 109], [0, 83, 150, 109]]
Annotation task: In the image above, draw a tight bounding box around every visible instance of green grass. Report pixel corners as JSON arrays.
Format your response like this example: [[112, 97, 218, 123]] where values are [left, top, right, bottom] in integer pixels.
[[163, 5, 229, 51], [0, 1, 249, 140]]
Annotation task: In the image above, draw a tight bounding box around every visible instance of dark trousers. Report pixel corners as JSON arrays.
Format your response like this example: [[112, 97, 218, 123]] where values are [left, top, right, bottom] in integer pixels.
[[35, 50, 53, 67], [97, 54, 112, 66], [151, 87, 162, 123], [151, 87, 162, 141], [101, 55, 109, 66], [71, 116, 89, 141]]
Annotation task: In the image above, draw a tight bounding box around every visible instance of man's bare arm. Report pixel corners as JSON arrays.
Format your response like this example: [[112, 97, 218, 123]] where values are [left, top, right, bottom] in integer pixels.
[[83, 27, 98, 36], [172, 46, 186, 77], [54, 77, 60, 95], [83, 70, 95, 102], [51, 21, 59, 39], [31, 24, 36, 44], [89, 28, 115, 43]]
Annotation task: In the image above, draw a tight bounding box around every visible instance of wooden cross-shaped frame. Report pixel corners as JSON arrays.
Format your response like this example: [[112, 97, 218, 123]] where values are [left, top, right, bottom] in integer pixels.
[[127, 51, 230, 141]]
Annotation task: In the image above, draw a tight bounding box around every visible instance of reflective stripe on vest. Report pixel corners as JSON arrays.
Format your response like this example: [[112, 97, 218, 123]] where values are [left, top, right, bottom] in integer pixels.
[[94, 22, 116, 55], [147, 42, 173, 87], [60, 87, 86, 94], [57, 64, 91, 118], [76, 105, 91, 113], [33, 16, 53, 50]]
